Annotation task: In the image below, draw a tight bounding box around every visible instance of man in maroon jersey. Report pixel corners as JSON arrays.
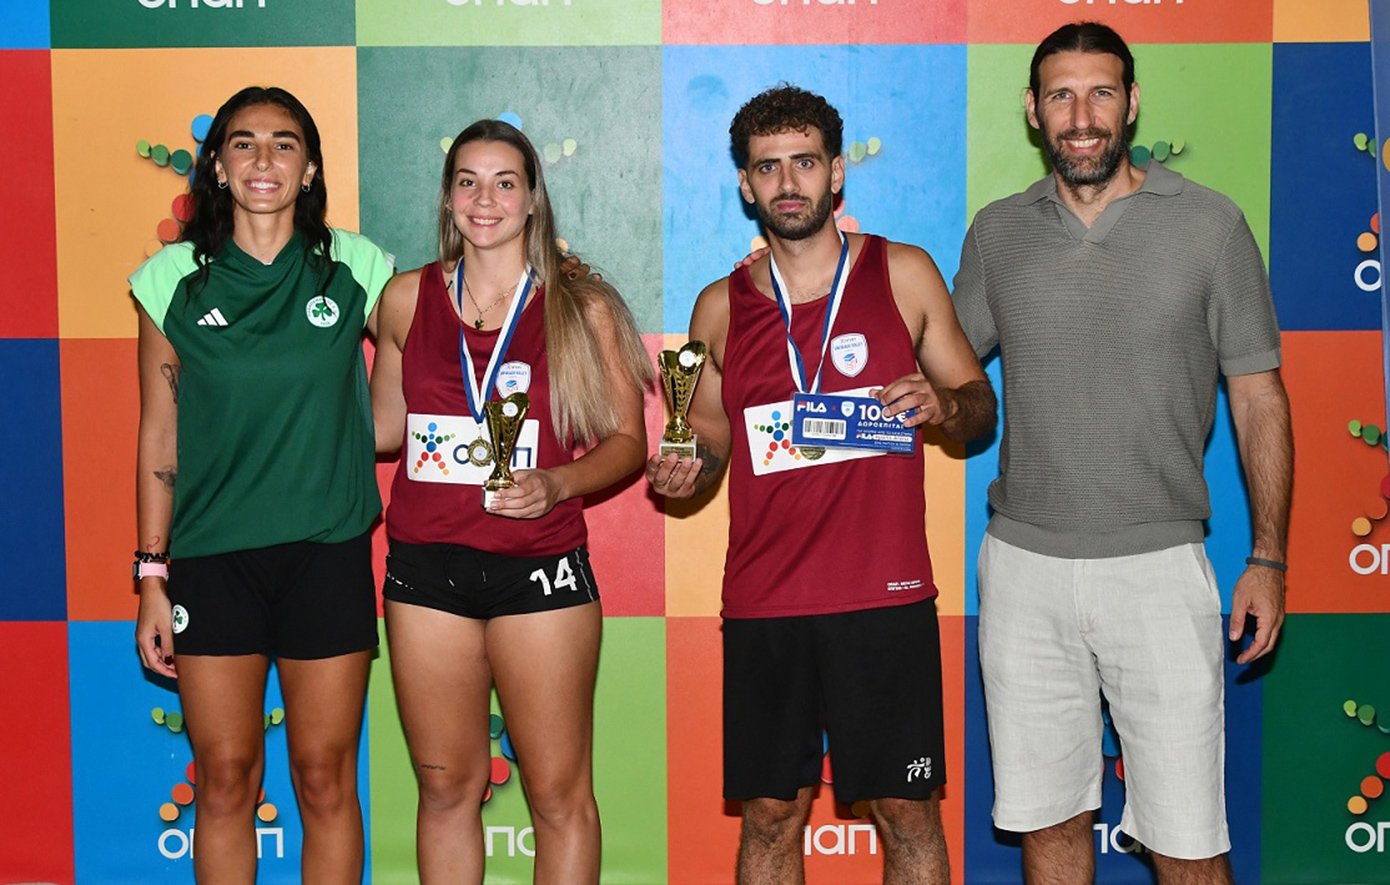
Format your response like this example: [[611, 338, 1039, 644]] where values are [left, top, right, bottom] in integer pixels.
[[647, 85, 996, 885]]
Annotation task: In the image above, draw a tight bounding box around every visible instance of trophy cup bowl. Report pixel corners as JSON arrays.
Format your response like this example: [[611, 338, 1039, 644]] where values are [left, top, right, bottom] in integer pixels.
[[658, 341, 707, 459], [482, 393, 530, 509]]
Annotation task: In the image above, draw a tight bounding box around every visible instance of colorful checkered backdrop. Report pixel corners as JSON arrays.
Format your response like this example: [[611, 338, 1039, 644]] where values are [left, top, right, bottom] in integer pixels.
[[2, 1, 1387, 882]]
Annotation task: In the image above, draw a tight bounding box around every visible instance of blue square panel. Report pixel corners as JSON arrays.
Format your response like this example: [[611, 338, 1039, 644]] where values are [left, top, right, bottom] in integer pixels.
[[965, 366, 1255, 616], [0, 339, 66, 619], [1270, 42, 1381, 331], [70, 621, 371, 884], [662, 44, 968, 335], [0, 1, 50, 48], [964, 615, 1263, 883]]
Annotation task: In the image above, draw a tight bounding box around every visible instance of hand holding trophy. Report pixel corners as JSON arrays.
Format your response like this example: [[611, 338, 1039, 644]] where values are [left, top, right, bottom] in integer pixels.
[[658, 341, 707, 459], [482, 392, 530, 510]]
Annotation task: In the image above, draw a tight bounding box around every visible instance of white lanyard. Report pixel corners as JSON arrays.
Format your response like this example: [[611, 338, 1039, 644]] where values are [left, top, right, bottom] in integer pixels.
[[455, 261, 535, 420], [767, 231, 849, 395]]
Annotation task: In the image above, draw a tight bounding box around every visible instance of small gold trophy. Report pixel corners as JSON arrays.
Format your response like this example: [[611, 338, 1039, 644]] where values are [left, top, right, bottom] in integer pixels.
[[482, 393, 530, 509], [658, 341, 707, 459]]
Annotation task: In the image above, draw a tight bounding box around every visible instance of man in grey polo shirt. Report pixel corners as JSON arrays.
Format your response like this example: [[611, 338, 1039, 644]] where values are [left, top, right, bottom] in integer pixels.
[[952, 22, 1292, 884]]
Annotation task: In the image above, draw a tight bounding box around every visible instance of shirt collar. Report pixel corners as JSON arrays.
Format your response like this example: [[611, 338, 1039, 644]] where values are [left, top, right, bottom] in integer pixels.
[[1024, 160, 1186, 205]]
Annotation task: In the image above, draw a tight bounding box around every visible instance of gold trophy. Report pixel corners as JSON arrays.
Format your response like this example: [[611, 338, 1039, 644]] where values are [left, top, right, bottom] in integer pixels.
[[482, 393, 530, 509], [658, 341, 707, 459]]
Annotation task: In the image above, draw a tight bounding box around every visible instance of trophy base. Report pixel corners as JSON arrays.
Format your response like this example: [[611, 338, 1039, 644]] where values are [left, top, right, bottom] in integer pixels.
[[482, 485, 510, 511], [659, 440, 698, 460]]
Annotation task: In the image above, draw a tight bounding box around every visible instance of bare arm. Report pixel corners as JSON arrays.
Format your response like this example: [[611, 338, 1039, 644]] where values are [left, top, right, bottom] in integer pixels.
[[135, 306, 179, 678], [369, 269, 420, 455], [877, 243, 997, 442], [1226, 368, 1293, 664], [646, 280, 733, 499], [491, 295, 648, 518]]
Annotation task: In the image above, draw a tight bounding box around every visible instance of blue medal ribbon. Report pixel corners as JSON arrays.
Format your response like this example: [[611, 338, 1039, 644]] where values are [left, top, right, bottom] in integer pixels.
[[455, 260, 535, 421], [767, 230, 850, 395]]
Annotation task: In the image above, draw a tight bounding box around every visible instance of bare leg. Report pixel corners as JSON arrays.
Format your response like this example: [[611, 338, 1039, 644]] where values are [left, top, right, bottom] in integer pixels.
[[1152, 852, 1234, 885], [385, 600, 493, 885], [277, 651, 372, 885], [176, 654, 270, 885], [737, 786, 814, 885], [871, 793, 949, 885], [1021, 811, 1095, 885], [488, 602, 603, 885]]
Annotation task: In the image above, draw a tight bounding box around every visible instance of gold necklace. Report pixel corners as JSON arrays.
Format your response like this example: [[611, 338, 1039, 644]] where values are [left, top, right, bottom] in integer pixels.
[[462, 275, 511, 330]]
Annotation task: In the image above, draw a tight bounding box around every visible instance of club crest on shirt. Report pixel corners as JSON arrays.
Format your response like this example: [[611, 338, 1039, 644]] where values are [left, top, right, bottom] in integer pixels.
[[496, 361, 533, 396], [305, 296, 341, 328], [830, 333, 867, 377]]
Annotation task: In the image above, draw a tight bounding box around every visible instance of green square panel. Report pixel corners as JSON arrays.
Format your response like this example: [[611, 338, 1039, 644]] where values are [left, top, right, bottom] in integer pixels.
[[51, 0, 354, 48], [1262, 613, 1390, 883], [967, 43, 1272, 259], [368, 616, 667, 883], [356, 0, 660, 46], [357, 46, 662, 334]]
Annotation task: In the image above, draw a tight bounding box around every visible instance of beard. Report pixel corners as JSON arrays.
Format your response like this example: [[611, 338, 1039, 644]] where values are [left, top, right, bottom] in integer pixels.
[[1039, 119, 1131, 188], [755, 188, 835, 241]]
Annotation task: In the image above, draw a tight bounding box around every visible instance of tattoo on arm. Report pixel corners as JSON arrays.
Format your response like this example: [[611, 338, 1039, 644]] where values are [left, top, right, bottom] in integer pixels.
[[160, 364, 180, 404], [153, 468, 177, 492], [419, 763, 447, 771], [940, 379, 998, 443], [693, 443, 725, 494]]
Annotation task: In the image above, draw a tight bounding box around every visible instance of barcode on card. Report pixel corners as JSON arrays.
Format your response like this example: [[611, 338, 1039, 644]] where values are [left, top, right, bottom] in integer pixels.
[[802, 418, 847, 440]]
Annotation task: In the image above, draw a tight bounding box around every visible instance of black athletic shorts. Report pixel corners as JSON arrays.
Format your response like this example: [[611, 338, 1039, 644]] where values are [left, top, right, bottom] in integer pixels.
[[722, 597, 946, 804], [383, 539, 599, 619], [166, 530, 378, 660]]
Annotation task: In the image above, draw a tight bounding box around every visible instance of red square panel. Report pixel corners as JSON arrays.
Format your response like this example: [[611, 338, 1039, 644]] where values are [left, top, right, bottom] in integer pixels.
[[0, 51, 59, 338], [582, 333, 667, 617], [0, 622, 75, 884], [664, 0, 965, 46], [62, 338, 139, 621], [967, 0, 1273, 44]]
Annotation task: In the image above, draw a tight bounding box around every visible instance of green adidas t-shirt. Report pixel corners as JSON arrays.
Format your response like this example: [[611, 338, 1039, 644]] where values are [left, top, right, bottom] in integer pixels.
[[129, 229, 394, 558]]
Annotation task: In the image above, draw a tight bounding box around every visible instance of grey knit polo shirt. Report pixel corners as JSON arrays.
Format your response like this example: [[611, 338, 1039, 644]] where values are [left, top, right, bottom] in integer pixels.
[[952, 162, 1281, 558]]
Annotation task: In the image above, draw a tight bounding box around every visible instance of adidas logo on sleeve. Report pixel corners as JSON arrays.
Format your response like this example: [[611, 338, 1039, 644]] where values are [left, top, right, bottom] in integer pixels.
[[196, 308, 230, 327]]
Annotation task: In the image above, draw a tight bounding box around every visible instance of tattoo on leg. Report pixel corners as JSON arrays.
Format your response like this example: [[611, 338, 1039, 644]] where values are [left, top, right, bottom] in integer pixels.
[[154, 468, 177, 492], [160, 364, 180, 404]]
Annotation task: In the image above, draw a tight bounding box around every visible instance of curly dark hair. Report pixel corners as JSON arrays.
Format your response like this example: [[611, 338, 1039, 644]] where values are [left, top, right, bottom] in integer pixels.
[[729, 85, 843, 169], [181, 86, 334, 301]]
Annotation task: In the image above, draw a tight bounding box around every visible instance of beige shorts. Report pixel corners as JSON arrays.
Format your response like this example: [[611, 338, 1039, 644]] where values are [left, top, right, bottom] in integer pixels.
[[977, 534, 1230, 860]]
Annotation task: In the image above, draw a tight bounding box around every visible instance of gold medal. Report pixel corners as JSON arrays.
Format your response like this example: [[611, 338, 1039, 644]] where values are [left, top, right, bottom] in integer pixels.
[[466, 437, 494, 467]]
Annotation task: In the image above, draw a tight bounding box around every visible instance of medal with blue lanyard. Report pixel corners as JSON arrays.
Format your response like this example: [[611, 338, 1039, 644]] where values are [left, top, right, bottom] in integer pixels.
[[769, 228, 849, 408], [456, 261, 535, 467]]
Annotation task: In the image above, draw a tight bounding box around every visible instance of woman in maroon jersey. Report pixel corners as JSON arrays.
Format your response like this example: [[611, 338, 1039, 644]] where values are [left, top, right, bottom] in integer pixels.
[[371, 119, 651, 883]]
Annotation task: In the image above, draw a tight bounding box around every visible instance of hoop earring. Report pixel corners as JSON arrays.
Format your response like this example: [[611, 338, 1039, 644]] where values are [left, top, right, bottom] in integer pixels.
[[302, 182, 312, 193], [217, 180, 228, 190]]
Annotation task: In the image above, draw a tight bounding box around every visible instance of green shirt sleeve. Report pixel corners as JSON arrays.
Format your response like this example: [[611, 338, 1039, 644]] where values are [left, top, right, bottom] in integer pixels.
[[128, 243, 198, 334], [330, 229, 396, 324]]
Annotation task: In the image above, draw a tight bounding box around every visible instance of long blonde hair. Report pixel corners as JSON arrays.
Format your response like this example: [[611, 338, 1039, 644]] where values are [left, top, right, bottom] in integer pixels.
[[438, 120, 652, 444]]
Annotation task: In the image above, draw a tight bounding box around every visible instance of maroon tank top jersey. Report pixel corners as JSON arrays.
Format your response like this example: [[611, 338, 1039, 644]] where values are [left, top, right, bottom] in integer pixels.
[[721, 234, 937, 618], [386, 263, 586, 557]]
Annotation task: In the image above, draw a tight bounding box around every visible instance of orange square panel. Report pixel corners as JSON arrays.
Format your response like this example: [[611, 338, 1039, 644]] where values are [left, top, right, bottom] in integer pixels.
[[51, 47, 359, 340], [62, 338, 139, 621], [667, 615, 967, 883]]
